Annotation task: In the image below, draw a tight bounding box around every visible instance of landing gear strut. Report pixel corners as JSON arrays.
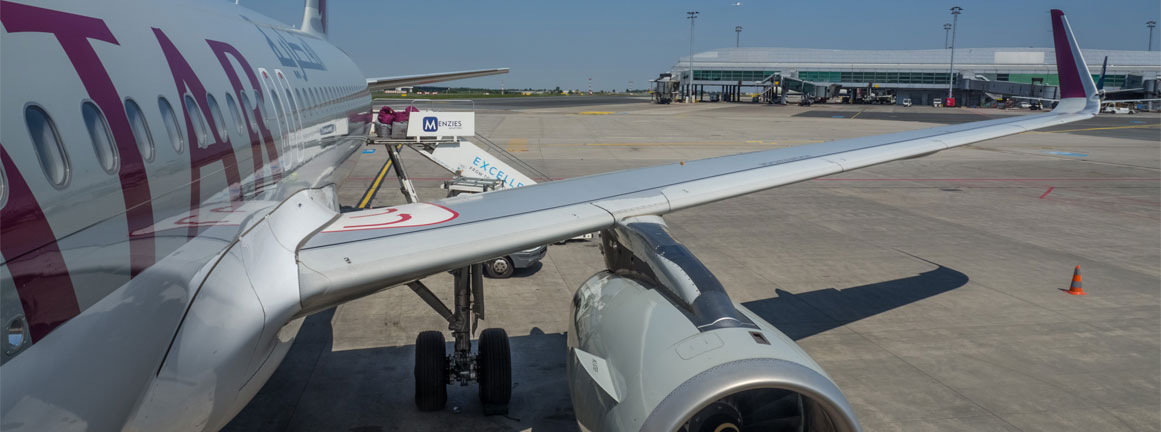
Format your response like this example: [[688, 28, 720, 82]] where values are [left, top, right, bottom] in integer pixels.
[[410, 264, 511, 414]]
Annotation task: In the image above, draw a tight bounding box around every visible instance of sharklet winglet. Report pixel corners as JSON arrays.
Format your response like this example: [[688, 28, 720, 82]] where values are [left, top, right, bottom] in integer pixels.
[[1049, 9, 1099, 114]]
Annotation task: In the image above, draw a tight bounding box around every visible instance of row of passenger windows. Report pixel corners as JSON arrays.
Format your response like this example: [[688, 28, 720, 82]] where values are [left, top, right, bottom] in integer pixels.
[[20, 83, 368, 190]]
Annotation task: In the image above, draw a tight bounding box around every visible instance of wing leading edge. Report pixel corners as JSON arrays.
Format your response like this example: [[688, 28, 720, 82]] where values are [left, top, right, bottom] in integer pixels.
[[297, 10, 1099, 315]]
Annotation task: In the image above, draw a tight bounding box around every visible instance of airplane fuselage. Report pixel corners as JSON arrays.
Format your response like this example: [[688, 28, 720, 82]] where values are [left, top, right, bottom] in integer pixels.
[[0, 0, 371, 429]]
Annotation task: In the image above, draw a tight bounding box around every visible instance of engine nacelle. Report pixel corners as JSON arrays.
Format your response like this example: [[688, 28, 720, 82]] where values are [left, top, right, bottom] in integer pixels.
[[566, 216, 860, 432]]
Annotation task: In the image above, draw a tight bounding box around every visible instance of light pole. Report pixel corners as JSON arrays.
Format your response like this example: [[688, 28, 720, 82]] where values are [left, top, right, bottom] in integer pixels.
[[943, 23, 952, 48], [687, 11, 699, 102], [947, 6, 962, 104], [736, 26, 743, 48], [1149, 20, 1156, 51]]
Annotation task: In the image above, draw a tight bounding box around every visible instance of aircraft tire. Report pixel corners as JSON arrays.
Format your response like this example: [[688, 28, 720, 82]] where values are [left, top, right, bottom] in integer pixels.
[[477, 328, 511, 412], [484, 257, 514, 279], [414, 331, 448, 411]]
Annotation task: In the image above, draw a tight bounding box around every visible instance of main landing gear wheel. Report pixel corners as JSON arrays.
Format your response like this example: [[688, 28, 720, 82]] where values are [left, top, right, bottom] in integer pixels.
[[477, 328, 512, 414], [414, 331, 448, 411], [410, 264, 512, 415], [484, 257, 514, 279]]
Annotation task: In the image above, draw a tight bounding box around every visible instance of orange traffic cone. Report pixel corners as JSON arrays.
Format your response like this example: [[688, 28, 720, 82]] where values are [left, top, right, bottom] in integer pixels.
[[1062, 265, 1086, 295]]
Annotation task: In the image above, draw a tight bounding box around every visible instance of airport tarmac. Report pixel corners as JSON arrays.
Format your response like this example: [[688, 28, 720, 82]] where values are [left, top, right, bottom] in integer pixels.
[[227, 100, 1160, 432]]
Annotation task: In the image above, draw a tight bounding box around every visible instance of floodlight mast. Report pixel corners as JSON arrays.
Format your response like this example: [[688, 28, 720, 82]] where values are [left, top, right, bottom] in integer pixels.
[[687, 11, 699, 101], [1148, 20, 1156, 51], [947, 6, 962, 102]]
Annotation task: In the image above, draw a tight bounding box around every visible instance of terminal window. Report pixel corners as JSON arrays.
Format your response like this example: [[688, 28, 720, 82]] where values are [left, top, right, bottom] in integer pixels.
[[799, 71, 957, 85], [692, 70, 778, 81]]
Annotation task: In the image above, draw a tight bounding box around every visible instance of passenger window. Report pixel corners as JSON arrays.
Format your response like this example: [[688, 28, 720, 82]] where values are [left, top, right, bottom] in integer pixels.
[[25, 105, 70, 187], [0, 161, 5, 210], [159, 97, 184, 153], [0, 156, 8, 209], [82, 102, 119, 174], [225, 93, 244, 136], [124, 99, 155, 162], [206, 94, 228, 141], [183, 95, 209, 148]]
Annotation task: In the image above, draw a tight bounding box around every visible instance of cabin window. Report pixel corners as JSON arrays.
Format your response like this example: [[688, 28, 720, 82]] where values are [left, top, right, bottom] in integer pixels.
[[184, 94, 209, 148], [25, 105, 70, 187], [0, 157, 8, 209], [206, 94, 228, 142], [225, 93, 244, 136], [158, 97, 184, 153], [125, 99, 155, 162], [82, 102, 119, 174]]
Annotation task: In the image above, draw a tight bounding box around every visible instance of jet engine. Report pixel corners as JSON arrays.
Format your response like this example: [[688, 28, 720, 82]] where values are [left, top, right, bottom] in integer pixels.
[[566, 216, 860, 432]]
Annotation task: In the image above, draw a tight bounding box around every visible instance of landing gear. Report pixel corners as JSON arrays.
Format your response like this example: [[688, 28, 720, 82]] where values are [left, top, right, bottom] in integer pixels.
[[414, 331, 447, 411], [483, 257, 514, 279], [409, 264, 512, 414], [477, 328, 512, 414]]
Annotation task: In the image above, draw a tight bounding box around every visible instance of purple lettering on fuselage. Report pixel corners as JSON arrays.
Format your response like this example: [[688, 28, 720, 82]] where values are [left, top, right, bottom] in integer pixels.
[[0, 1, 157, 277], [207, 39, 283, 191], [0, 145, 80, 342], [153, 28, 244, 238]]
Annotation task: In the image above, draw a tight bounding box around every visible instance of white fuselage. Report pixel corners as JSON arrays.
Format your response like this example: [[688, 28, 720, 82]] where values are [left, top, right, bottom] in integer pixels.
[[0, 0, 371, 429]]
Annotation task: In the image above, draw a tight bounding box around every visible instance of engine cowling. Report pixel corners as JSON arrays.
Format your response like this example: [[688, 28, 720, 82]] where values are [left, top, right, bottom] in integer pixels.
[[566, 217, 860, 432]]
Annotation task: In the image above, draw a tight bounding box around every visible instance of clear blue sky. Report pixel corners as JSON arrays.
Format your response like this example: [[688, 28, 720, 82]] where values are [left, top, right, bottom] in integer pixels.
[[242, 0, 1160, 90]]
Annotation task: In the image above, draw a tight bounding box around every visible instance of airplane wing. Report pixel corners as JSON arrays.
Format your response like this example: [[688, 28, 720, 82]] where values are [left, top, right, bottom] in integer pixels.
[[366, 68, 509, 92], [297, 10, 1099, 315], [1101, 95, 1159, 103]]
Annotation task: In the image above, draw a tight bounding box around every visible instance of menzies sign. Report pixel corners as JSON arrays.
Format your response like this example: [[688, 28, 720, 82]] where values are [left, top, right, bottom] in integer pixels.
[[407, 111, 476, 138]]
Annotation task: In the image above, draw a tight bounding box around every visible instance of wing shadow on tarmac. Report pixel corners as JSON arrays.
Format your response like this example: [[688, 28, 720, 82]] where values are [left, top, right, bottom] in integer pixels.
[[743, 265, 969, 340], [226, 265, 966, 431]]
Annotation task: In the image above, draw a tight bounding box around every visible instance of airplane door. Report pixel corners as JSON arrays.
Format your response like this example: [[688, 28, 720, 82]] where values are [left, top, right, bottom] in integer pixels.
[[274, 70, 306, 165], [258, 68, 292, 169]]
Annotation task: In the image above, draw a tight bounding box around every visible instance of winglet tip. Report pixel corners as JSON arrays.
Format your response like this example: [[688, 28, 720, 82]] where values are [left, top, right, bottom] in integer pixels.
[[1049, 8, 1097, 105]]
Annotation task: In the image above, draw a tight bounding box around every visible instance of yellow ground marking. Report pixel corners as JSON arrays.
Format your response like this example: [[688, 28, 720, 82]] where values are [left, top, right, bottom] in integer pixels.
[[578, 111, 615, 115], [507, 138, 529, 152], [849, 111, 863, 119], [357, 144, 403, 209], [1026, 124, 1159, 134], [358, 158, 393, 208]]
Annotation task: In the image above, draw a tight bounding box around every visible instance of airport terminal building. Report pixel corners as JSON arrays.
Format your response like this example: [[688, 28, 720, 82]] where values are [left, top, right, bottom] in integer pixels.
[[662, 47, 1161, 105]]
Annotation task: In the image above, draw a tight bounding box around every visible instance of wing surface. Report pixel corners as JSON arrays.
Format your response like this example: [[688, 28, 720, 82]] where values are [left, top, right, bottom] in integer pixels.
[[366, 68, 509, 92], [296, 10, 1099, 314]]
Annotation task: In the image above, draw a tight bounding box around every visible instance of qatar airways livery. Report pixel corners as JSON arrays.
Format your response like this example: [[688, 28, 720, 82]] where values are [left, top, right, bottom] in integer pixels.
[[0, 2, 1099, 431]]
